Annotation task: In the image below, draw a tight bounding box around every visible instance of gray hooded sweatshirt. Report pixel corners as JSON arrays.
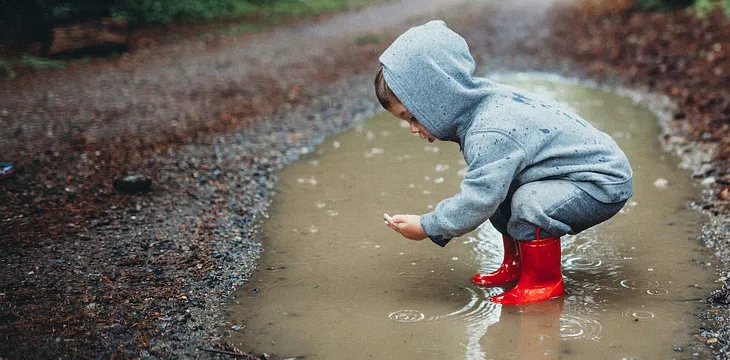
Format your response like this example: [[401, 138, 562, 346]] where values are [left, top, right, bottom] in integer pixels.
[[379, 20, 633, 246]]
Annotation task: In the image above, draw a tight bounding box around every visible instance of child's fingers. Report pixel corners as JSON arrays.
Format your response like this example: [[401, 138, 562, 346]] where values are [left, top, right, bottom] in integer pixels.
[[384, 220, 400, 233]]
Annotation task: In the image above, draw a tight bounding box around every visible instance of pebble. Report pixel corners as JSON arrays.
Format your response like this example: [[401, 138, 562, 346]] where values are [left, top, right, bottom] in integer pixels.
[[113, 174, 152, 193]]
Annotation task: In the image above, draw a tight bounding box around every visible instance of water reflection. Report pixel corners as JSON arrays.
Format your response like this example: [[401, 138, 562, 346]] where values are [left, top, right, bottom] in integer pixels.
[[482, 299, 564, 359]]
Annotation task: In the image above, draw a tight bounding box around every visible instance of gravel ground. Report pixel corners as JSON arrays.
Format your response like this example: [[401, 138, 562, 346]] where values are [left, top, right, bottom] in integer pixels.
[[2, 0, 730, 358]]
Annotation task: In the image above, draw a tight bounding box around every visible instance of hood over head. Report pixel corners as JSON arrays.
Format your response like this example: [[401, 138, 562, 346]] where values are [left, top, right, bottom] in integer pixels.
[[379, 20, 498, 143]]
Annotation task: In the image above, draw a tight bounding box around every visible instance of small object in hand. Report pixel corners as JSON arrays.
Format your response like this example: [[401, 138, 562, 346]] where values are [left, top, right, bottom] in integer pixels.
[[383, 213, 395, 226]]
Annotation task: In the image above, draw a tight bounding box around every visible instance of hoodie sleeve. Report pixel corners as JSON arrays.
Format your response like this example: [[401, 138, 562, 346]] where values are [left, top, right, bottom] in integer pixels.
[[421, 131, 528, 247]]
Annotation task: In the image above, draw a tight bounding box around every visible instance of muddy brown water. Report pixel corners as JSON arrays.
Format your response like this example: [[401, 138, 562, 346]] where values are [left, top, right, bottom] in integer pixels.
[[227, 73, 716, 359]]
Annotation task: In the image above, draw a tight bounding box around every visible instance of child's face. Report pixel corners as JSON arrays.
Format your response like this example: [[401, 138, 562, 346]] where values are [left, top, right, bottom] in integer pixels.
[[388, 98, 436, 143]]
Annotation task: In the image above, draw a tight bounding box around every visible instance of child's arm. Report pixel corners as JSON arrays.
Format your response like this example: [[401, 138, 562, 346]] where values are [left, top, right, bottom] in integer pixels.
[[421, 131, 527, 246], [383, 213, 427, 240]]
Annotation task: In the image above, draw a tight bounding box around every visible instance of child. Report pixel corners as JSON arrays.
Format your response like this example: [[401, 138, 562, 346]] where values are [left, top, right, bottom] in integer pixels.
[[377, 21, 633, 305]]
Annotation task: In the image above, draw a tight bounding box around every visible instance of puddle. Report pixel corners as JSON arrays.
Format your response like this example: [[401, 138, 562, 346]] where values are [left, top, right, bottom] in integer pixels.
[[227, 73, 715, 359]]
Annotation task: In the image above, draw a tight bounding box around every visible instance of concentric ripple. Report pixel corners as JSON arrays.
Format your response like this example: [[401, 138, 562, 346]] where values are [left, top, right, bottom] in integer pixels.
[[560, 314, 603, 341], [622, 310, 656, 319], [388, 310, 426, 323], [563, 254, 603, 270], [646, 288, 669, 296], [618, 278, 659, 290], [427, 287, 501, 325]]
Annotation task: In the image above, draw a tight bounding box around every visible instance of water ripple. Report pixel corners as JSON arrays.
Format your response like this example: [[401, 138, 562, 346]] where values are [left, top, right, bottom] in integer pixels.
[[428, 287, 501, 325], [563, 254, 603, 270], [646, 288, 669, 296], [622, 309, 656, 319], [388, 310, 426, 323], [618, 278, 659, 290], [560, 314, 603, 341]]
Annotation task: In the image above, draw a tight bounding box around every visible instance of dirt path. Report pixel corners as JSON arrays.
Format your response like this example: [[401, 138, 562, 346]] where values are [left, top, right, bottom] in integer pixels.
[[0, 0, 464, 160]]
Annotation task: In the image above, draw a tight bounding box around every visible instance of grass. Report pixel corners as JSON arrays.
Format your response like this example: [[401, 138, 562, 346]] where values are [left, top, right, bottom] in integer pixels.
[[20, 56, 67, 69], [216, 23, 259, 35], [694, 0, 730, 16], [355, 33, 383, 45], [114, 0, 380, 26], [0, 56, 67, 79], [193, 0, 385, 42], [0, 60, 14, 78], [262, 0, 374, 16]]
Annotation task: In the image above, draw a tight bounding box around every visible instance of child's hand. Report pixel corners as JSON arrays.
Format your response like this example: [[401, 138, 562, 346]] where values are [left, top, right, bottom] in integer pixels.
[[383, 213, 428, 241]]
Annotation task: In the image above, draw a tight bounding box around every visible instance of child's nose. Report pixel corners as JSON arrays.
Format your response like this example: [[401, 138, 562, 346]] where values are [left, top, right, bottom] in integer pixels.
[[410, 124, 418, 133]]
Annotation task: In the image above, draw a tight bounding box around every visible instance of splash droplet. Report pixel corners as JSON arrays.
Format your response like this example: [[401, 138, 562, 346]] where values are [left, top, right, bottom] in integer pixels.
[[653, 178, 668, 189], [297, 176, 318, 185], [435, 164, 450, 172]]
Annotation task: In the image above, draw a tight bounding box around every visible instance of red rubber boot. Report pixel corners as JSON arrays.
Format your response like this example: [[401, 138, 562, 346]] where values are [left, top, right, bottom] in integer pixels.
[[491, 230, 564, 305], [472, 235, 521, 286]]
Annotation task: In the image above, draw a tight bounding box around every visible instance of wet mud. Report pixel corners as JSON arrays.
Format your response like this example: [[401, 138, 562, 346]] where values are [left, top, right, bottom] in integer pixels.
[[226, 75, 716, 359]]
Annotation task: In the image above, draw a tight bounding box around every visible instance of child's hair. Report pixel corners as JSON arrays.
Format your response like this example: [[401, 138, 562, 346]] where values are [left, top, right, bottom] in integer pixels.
[[374, 64, 397, 110]]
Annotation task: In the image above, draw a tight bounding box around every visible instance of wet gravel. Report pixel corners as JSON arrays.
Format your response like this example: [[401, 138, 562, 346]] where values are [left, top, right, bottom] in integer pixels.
[[2, 0, 730, 358]]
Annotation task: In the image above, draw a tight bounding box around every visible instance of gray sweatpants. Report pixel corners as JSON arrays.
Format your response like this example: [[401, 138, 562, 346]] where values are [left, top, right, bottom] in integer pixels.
[[489, 180, 627, 241]]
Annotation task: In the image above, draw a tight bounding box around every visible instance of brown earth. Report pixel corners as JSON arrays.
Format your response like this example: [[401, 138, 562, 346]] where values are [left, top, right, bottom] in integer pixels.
[[550, 5, 730, 207], [1, 0, 730, 358]]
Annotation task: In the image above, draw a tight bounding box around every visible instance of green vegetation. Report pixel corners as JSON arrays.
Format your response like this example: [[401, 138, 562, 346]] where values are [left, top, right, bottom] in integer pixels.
[[217, 23, 259, 36], [693, 0, 730, 16], [633, 0, 694, 10], [20, 56, 66, 69], [633, 0, 730, 14], [0, 60, 14, 78], [0, 0, 378, 75], [111, 0, 256, 25], [261, 0, 372, 17], [355, 33, 383, 45], [17, 0, 378, 27], [0, 56, 67, 78], [0, 0, 380, 54]]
